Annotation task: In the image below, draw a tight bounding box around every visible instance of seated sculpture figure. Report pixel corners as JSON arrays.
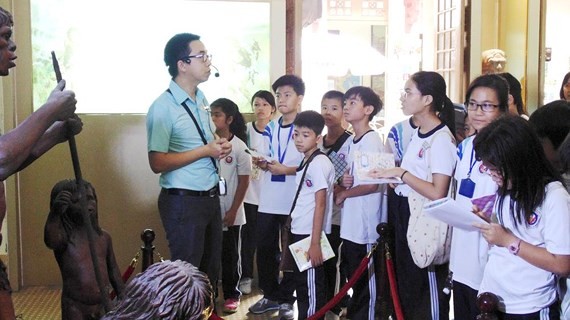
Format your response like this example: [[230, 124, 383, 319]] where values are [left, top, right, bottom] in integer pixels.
[[44, 179, 124, 320], [101, 260, 215, 320]]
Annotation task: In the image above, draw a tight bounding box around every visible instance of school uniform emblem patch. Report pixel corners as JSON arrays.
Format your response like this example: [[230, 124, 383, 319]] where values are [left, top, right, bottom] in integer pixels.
[[418, 141, 430, 159], [418, 147, 425, 159], [305, 179, 313, 187], [527, 212, 539, 226], [225, 156, 233, 164]]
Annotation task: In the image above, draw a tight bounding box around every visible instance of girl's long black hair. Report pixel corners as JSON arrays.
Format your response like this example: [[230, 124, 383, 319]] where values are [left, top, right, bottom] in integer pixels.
[[411, 71, 455, 134], [473, 115, 561, 226], [210, 98, 247, 143]]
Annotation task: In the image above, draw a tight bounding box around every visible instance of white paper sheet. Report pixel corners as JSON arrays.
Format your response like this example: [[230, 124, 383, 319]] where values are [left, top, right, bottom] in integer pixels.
[[423, 197, 489, 231]]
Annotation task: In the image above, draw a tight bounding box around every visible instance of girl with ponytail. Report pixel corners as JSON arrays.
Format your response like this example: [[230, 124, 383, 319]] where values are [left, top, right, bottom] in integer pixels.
[[371, 71, 457, 319]]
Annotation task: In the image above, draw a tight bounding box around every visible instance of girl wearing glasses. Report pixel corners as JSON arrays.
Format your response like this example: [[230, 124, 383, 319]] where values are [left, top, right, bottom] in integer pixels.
[[371, 71, 456, 319], [450, 74, 510, 319], [473, 116, 570, 319]]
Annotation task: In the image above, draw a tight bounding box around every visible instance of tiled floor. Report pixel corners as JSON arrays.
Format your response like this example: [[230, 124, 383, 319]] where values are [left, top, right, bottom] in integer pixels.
[[11, 284, 286, 320]]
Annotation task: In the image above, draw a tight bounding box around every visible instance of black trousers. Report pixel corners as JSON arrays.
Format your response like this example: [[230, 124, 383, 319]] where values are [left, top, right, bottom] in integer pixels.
[[240, 202, 258, 280], [256, 212, 295, 304], [452, 280, 479, 320], [497, 301, 560, 319], [158, 191, 222, 287], [292, 233, 327, 319], [324, 225, 349, 314], [388, 189, 449, 320], [221, 225, 242, 300], [342, 239, 377, 320]]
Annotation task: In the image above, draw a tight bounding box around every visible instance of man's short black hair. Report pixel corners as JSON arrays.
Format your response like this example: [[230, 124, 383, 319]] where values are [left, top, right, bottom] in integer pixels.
[[272, 74, 305, 96], [164, 33, 200, 78], [293, 110, 325, 135]]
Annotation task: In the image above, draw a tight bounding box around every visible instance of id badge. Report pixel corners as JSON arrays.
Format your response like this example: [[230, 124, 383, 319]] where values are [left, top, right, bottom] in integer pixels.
[[218, 177, 227, 196], [271, 174, 286, 182], [458, 178, 476, 198]]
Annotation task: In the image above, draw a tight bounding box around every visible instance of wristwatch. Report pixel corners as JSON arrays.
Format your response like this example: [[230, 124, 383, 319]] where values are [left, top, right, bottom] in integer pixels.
[[508, 238, 521, 255]]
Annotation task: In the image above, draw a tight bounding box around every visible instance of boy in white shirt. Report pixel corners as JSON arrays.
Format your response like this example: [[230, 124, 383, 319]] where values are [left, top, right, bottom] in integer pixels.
[[319, 90, 352, 318], [290, 110, 335, 319], [248, 75, 305, 320], [336, 86, 384, 320]]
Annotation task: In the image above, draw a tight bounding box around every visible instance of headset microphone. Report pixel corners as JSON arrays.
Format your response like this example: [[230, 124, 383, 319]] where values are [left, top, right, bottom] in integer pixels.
[[211, 65, 220, 77]]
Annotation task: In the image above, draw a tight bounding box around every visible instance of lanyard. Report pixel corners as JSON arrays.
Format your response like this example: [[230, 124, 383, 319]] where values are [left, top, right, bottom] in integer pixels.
[[166, 89, 218, 173], [467, 147, 477, 178], [277, 117, 294, 164]]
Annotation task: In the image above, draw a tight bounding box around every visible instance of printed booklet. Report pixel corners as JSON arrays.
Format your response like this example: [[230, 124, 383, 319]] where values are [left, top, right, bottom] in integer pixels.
[[289, 231, 335, 272], [353, 151, 402, 184]]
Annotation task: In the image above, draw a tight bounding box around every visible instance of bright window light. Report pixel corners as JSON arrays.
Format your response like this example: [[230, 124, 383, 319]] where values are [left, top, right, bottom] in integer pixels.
[[31, 0, 270, 114]]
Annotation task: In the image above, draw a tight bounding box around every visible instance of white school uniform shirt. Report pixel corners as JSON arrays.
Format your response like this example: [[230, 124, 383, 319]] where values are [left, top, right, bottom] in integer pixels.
[[340, 130, 385, 244], [244, 121, 266, 205], [394, 123, 456, 197], [319, 132, 352, 226], [450, 135, 497, 290], [219, 136, 252, 226], [257, 117, 304, 215], [291, 154, 335, 235], [479, 182, 570, 314]]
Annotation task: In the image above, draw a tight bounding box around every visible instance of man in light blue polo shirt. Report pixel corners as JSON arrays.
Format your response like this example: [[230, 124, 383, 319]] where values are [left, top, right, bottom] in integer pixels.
[[146, 33, 231, 292]]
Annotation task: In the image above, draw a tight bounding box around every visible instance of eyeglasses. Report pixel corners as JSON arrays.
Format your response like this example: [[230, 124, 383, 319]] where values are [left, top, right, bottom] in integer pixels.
[[466, 101, 499, 112], [400, 90, 419, 99], [180, 53, 212, 64], [482, 162, 502, 177]]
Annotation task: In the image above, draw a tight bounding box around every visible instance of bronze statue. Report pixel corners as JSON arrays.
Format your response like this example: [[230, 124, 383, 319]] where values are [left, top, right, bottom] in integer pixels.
[[482, 49, 507, 74], [101, 260, 214, 320], [44, 180, 124, 320], [0, 5, 81, 319]]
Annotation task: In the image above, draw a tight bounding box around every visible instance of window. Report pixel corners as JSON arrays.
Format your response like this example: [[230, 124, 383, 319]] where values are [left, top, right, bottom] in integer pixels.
[[31, 0, 271, 114], [435, 0, 463, 102]]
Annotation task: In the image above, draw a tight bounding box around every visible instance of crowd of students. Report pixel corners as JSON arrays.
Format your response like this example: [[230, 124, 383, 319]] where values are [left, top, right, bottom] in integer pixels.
[[142, 32, 570, 320], [205, 70, 570, 320]]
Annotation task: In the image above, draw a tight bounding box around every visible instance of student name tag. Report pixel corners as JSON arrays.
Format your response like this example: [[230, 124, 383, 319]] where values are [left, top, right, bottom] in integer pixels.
[[458, 178, 476, 198], [271, 174, 286, 182]]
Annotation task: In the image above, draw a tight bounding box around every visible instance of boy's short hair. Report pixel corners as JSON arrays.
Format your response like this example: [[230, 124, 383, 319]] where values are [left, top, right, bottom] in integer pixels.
[[529, 100, 570, 150], [344, 86, 383, 121], [272, 74, 305, 96], [294, 110, 325, 135], [321, 90, 344, 103]]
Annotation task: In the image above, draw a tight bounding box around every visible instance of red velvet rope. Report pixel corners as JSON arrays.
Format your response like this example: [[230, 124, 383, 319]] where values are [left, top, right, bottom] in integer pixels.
[[307, 241, 405, 320], [307, 255, 371, 320], [386, 255, 405, 320]]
